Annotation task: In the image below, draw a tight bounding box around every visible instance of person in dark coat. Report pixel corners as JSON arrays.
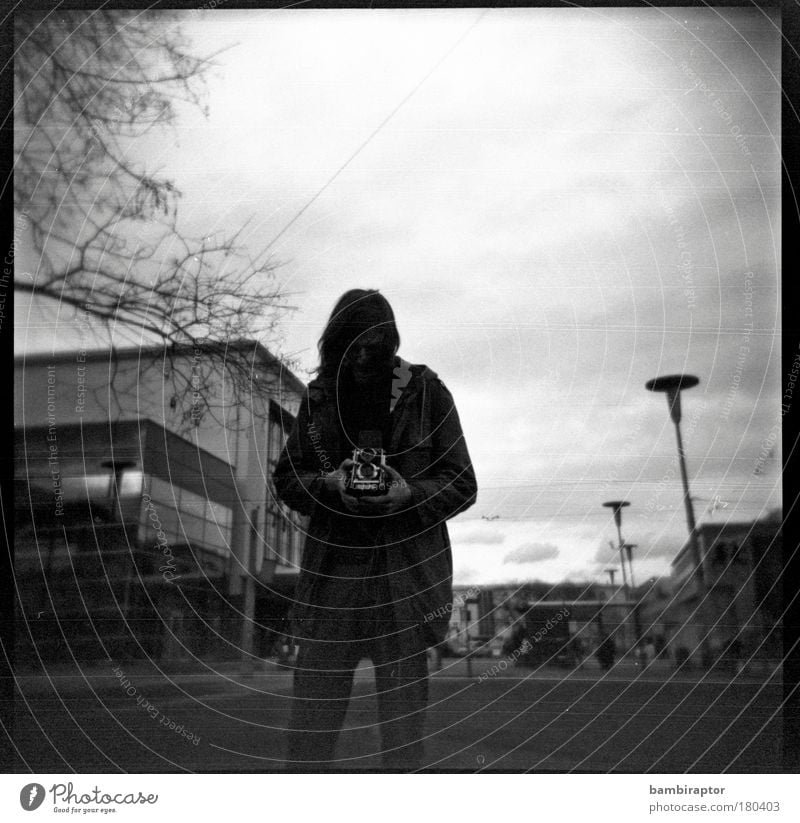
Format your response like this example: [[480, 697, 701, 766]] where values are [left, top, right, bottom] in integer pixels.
[[273, 289, 477, 771], [596, 633, 616, 672]]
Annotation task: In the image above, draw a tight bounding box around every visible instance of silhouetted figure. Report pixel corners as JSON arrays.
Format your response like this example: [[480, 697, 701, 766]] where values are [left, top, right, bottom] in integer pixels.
[[642, 636, 656, 670], [274, 289, 477, 771], [570, 635, 586, 668], [596, 634, 616, 671]]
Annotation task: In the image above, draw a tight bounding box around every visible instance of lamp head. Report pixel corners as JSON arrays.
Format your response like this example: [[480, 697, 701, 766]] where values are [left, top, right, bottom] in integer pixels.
[[645, 374, 700, 425], [602, 500, 630, 530]]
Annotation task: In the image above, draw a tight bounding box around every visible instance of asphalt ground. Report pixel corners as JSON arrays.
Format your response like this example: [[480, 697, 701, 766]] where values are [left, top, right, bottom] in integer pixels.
[[7, 656, 784, 773]]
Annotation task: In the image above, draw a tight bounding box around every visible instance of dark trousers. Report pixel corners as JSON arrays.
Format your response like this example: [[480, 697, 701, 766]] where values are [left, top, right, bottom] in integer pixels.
[[285, 557, 429, 771]]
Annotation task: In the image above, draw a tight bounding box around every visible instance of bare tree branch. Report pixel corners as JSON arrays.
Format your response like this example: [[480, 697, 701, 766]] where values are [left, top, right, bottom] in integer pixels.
[[14, 10, 295, 432]]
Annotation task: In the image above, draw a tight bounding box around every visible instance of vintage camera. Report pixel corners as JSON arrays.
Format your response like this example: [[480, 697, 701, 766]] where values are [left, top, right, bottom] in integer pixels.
[[346, 430, 387, 497]]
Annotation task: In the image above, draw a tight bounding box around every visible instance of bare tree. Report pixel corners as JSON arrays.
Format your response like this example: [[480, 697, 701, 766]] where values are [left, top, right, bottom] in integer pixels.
[[14, 9, 294, 428]]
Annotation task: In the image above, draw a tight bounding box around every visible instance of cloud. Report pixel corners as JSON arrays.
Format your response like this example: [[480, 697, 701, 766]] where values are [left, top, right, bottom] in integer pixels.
[[18, 9, 777, 593], [503, 542, 559, 564], [453, 565, 480, 585], [589, 527, 690, 594], [454, 529, 505, 545]]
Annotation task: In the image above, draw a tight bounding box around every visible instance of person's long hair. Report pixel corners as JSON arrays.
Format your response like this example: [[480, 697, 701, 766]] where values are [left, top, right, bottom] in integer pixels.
[[317, 289, 400, 379]]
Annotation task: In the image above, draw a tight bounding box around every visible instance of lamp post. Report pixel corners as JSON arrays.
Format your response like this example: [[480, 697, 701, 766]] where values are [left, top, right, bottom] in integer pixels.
[[605, 568, 617, 587], [623, 543, 638, 591], [603, 500, 631, 595], [644, 375, 704, 584], [101, 459, 138, 655], [602, 500, 635, 649], [464, 595, 479, 678], [645, 373, 710, 666], [623, 542, 643, 645]]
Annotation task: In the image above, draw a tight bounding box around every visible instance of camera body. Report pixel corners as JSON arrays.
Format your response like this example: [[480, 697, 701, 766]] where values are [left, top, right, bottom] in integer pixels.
[[347, 446, 388, 496]]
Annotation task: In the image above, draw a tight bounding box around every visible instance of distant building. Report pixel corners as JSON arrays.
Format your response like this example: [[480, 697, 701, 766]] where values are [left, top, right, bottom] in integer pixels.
[[636, 576, 675, 653], [592, 582, 637, 651], [444, 582, 637, 660], [14, 342, 306, 665], [663, 513, 782, 667]]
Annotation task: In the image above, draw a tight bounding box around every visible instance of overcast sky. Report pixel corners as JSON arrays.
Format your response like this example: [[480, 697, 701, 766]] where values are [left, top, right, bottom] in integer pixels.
[[16, 6, 782, 588]]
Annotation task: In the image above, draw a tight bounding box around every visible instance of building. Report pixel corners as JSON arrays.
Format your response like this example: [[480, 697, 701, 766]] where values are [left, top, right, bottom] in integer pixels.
[[664, 513, 782, 667], [444, 582, 637, 661], [14, 342, 306, 666], [443, 586, 489, 654], [592, 582, 637, 652], [635, 576, 675, 655]]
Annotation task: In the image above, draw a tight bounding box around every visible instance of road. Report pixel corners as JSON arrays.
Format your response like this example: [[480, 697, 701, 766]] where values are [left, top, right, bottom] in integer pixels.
[[8, 656, 783, 772]]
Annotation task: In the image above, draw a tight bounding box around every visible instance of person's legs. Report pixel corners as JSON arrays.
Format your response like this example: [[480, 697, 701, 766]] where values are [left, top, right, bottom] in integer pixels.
[[286, 638, 362, 770], [372, 644, 430, 771], [285, 557, 378, 770]]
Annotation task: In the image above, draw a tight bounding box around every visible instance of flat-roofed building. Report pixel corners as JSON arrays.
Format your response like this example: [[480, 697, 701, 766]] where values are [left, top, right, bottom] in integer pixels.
[[14, 342, 306, 665], [667, 513, 782, 668]]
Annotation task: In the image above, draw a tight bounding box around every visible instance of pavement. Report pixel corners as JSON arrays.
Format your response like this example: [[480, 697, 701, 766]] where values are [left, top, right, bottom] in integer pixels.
[[8, 653, 784, 772], [433, 654, 782, 684], [10, 651, 781, 697]]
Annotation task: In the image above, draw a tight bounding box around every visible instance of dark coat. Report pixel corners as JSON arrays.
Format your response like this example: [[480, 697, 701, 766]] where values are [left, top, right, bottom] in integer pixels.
[[273, 358, 477, 651]]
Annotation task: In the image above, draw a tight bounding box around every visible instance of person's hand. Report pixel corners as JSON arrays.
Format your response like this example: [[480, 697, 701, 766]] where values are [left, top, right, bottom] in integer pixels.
[[321, 459, 362, 512], [347, 465, 412, 516]]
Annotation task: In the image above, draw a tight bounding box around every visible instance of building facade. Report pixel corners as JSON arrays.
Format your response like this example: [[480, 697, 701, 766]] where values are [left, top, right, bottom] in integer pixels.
[[444, 582, 636, 661], [660, 513, 783, 668], [14, 342, 306, 665]]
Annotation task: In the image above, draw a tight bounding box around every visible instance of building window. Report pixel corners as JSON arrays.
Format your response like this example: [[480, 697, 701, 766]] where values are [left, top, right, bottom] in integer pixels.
[[712, 541, 739, 566], [140, 474, 233, 554]]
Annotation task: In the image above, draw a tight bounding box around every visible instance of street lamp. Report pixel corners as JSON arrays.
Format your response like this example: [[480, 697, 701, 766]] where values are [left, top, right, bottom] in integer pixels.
[[644, 375, 705, 587], [646, 373, 711, 666], [603, 500, 631, 597], [101, 459, 137, 620], [464, 594, 480, 678], [602, 500, 636, 648], [623, 542, 644, 645], [623, 543, 638, 591]]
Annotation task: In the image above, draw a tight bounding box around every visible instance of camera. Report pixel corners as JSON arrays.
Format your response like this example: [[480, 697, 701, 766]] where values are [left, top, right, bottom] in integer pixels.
[[347, 446, 388, 496]]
